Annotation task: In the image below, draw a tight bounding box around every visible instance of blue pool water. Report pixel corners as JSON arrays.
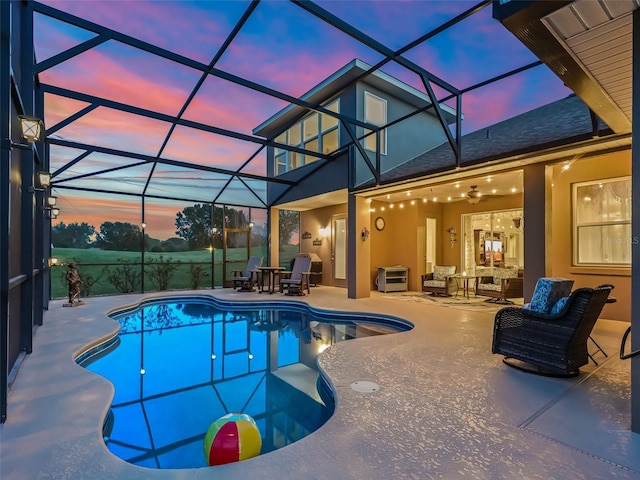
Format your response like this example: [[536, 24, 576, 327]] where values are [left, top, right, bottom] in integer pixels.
[[83, 297, 411, 470]]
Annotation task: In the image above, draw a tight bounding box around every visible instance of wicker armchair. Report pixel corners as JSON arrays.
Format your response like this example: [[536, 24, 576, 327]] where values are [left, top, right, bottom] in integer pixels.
[[475, 267, 523, 303], [421, 265, 457, 296], [492, 284, 613, 377]]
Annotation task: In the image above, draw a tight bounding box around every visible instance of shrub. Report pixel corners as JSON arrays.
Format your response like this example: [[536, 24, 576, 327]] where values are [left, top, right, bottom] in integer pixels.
[[79, 271, 99, 297], [146, 256, 179, 291], [103, 260, 141, 293], [189, 264, 209, 289]]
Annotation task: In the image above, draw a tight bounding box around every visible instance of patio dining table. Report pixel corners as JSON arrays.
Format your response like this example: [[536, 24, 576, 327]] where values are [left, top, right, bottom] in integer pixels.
[[256, 266, 285, 294]]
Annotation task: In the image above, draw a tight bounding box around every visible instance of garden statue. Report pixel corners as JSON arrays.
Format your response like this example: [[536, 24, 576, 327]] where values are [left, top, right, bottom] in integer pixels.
[[65, 262, 84, 307]]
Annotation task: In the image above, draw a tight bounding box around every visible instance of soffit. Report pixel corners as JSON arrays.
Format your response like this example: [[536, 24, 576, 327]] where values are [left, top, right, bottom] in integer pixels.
[[542, 0, 638, 127], [276, 189, 348, 211]]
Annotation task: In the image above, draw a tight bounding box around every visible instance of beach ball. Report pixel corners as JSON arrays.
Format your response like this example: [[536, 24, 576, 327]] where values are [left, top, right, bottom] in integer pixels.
[[203, 413, 262, 466]]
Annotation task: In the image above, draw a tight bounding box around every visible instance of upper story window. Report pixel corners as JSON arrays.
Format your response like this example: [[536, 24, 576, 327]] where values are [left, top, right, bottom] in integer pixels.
[[573, 176, 632, 266], [274, 100, 340, 176], [364, 91, 387, 155]]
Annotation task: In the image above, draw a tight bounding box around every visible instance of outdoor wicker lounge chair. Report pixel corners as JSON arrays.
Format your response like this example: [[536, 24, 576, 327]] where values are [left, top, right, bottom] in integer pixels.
[[492, 284, 613, 377], [277, 254, 312, 296], [231, 256, 263, 291], [475, 267, 523, 304], [421, 265, 457, 296]]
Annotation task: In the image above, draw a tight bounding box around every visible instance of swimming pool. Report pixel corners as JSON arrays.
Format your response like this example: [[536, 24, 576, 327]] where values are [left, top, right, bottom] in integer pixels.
[[82, 296, 412, 469]]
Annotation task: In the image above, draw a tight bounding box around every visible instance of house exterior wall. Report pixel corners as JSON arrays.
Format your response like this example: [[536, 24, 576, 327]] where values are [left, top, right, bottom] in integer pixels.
[[550, 151, 631, 321], [299, 203, 348, 286], [267, 89, 355, 206], [268, 152, 350, 206], [348, 194, 371, 298], [353, 82, 449, 187], [268, 80, 448, 205], [369, 200, 422, 291]]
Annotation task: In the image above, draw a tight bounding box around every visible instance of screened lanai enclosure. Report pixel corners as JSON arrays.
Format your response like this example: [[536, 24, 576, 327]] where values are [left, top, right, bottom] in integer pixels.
[[3, 0, 596, 422]]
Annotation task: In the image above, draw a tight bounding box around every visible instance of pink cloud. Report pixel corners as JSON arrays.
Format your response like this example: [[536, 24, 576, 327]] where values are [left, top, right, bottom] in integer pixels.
[[51, 107, 173, 156], [40, 44, 198, 116], [40, 0, 242, 64], [54, 191, 142, 229], [183, 77, 289, 134], [44, 94, 92, 131], [53, 191, 194, 240], [220, 39, 377, 98], [321, 0, 478, 51], [162, 126, 261, 168]]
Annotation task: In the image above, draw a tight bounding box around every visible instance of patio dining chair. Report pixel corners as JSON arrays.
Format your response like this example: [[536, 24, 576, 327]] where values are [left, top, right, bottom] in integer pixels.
[[231, 256, 263, 291], [277, 254, 312, 296]]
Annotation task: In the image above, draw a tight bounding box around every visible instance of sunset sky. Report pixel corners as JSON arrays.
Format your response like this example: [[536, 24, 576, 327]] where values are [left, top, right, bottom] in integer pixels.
[[35, 0, 570, 240]]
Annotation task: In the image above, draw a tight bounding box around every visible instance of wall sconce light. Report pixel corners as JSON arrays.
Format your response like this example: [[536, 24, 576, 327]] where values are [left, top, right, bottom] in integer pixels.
[[446, 226, 457, 248], [30, 171, 52, 193], [19, 115, 44, 142], [361, 227, 370, 241], [38, 171, 51, 188], [512, 217, 522, 230], [48, 257, 58, 267], [318, 226, 330, 237]]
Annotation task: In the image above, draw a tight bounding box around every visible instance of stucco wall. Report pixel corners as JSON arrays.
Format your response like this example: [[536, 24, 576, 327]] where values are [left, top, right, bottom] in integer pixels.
[[354, 82, 449, 187], [299, 203, 348, 287], [550, 151, 631, 322]]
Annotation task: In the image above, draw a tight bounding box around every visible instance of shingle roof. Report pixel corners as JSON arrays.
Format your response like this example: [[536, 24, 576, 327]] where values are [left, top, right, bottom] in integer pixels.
[[381, 94, 611, 183]]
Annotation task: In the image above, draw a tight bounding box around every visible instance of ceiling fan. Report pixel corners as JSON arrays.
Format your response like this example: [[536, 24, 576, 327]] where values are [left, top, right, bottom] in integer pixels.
[[467, 185, 482, 204]]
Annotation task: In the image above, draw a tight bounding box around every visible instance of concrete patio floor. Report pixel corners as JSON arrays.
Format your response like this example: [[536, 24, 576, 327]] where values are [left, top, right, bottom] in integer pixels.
[[1, 286, 638, 479]]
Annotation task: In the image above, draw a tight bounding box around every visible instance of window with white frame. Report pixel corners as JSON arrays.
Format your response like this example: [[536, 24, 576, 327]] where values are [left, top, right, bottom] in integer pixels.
[[274, 99, 340, 175], [573, 176, 632, 266], [364, 91, 387, 155]]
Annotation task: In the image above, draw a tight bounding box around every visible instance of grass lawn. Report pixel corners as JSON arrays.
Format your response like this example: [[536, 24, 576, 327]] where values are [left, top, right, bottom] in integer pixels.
[[51, 245, 298, 299]]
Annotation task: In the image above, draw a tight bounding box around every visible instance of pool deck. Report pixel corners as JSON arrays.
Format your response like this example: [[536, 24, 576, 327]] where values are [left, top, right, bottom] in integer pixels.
[[1, 286, 638, 479]]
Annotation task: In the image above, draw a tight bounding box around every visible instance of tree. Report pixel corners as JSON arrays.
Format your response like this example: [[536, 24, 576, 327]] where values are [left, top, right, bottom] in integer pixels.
[[175, 204, 211, 250], [279, 210, 300, 246], [161, 237, 188, 252], [175, 204, 254, 250], [95, 221, 142, 251], [51, 222, 95, 249]]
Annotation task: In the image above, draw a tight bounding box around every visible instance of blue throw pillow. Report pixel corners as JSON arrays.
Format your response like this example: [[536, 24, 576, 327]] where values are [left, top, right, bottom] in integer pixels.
[[550, 296, 569, 315], [529, 278, 574, 314]]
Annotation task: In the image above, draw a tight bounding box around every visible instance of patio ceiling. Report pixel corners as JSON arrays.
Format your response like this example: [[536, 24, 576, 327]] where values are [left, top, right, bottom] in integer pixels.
[[35, 0, 579, 211]]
